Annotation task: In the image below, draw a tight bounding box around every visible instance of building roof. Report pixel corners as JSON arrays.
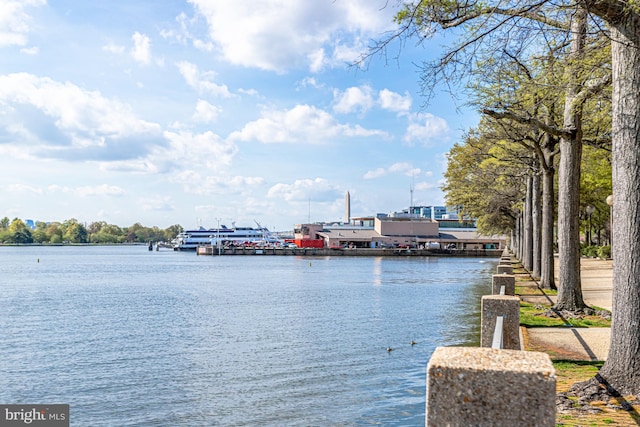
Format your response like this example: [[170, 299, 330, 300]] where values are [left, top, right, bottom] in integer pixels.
[[438, 230, 505, 241], [317, 229, 382, 241], [316, 227, 504, 243]]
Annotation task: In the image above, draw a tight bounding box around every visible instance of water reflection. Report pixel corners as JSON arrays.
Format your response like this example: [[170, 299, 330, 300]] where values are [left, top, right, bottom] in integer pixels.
[[0, 247, 499, 426]]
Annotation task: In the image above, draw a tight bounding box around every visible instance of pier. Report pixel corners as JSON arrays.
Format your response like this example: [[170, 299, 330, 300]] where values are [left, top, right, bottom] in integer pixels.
[[196, 245, 503, 257]]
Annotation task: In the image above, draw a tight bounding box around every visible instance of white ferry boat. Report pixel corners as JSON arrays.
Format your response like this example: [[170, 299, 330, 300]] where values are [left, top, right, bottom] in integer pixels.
[[172, 224, 279, 251]]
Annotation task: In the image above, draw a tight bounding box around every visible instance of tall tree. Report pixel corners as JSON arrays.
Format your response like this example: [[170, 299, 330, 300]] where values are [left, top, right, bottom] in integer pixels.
[[381, 0, 609, 306], [442, 122, 529, 234], [8, 218, 33, 244], [371, 0, 640, 395], [471, 51, 563, 289], [555, 7, 588, 311], [580, 0, 640, 395]]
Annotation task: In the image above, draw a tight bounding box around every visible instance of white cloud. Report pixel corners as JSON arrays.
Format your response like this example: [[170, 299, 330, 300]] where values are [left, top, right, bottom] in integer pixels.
[[20, 46, 39, 55], [140, 196, 175, 212], [187, 0, 398, 72], [192, 99, 222, 123], [308, 49, 327, 73], [238, 87, 259, 97], [363, 168, 386, 179], [333, 87, 411, 115], [131, 32, 152, 64], [333, 86, 374, 114], [389, 162, 420, 176], [230, 104, 387, 144], [0, 0, 45, 47], [363, 162, 421, 179], [267, 178, 341, 202], [45, 184, 126, 197], [97, 130, 238, 177], [75, 184, 126, 197], [176, 61, 234, 98], [6, 183, 43, 194], [161, 11, 214, 51], [0, 73, 162, 160], [297, 77, 323, 90], [378, 89, 412, 113], [404, 112, 450, 144], [103, 42, 125, 54], [415, 181, 437, 191], [161, 130, 238, 171], [170, 171, 264, 195]]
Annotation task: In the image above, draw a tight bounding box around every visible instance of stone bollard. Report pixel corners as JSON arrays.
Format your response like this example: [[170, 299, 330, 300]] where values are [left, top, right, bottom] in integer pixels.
[[497, 264, 513, 274], [492, 274, 516, 295], [481, 295, 520, 349], [426, 346, 556, 426]]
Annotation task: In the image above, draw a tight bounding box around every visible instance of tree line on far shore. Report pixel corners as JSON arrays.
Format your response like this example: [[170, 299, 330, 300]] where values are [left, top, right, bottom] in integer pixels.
[[0, 217, 183, 245]]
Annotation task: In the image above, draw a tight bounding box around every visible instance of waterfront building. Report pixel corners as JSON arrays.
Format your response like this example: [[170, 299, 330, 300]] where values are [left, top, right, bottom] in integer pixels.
[[295, 216, 504, 250]]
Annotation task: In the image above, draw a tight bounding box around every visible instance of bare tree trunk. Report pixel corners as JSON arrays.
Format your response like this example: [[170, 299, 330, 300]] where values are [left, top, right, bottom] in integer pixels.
[[540, 160, 556, 289], [555, 7, 587, 311], [532, 172, 542, 279], [523, 175, 534, 271], [598, 23, 640, 396], [510, 229, 515, 252], [516, 212, 522, 261], [556, 135, 585, 310]]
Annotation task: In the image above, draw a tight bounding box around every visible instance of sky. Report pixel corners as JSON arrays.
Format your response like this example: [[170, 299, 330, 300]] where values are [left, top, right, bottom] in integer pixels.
[[0, 0, 479, 232]]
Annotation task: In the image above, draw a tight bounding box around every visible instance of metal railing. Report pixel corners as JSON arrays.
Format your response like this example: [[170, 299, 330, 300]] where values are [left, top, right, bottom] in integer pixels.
[[490, 286, 507, 349]]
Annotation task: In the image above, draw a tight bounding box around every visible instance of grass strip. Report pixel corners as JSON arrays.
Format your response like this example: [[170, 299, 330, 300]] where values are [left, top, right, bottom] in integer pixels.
[[520, 301, 611, 328]]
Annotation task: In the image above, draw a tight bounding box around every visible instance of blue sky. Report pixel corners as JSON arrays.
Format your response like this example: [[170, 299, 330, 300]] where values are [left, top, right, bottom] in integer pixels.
[[0, 0, 479, 231]]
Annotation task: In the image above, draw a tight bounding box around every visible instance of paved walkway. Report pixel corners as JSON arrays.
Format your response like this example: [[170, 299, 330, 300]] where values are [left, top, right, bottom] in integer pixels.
[[521, 257, 612, 361]]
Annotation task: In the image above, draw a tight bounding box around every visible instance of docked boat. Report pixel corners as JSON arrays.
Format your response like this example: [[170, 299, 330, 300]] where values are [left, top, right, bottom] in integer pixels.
[[172, 223, 279, 251]]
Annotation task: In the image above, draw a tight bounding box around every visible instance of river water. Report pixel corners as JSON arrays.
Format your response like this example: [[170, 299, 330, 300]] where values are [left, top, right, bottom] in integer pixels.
[[0, 246, 498, 426]]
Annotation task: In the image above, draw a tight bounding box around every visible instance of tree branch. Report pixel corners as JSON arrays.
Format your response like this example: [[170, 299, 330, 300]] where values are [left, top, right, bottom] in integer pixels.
[[482, 108, 572, 138]]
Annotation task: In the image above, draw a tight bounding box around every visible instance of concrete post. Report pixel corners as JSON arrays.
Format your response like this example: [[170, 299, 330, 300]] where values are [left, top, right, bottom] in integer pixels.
[[426, 347, 556, 426], [492, 274, 516, 295], [481, 295, 521, 350], [497, 264, 513, 274]]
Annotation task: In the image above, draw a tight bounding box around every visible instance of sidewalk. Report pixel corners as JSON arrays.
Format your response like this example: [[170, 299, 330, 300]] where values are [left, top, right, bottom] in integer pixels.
[[520, 257, 612, 361]]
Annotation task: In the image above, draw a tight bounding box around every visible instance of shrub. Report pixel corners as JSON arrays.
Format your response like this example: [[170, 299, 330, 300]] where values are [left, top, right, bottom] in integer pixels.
[[597, 245, 612, 259], [581, 245, 599, 258]]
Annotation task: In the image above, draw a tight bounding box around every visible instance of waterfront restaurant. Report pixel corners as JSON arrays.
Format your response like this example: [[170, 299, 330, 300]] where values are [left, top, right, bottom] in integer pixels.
[[294, 217, 505, 250]]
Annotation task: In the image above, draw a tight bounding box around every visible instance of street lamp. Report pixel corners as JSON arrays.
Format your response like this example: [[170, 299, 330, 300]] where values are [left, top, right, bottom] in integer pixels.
[[585, 205, 596, 245]]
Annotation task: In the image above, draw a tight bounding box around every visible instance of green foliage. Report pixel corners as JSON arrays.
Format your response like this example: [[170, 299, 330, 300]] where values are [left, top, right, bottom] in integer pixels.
[[581, 245, 599, 257], [597, 245, 611, 259], [6, 218, 34, 244], [579, 245, 611, 259], [0, 229, 11, 243], [441, 120, 526, 234], [61, 219, 88, 243], [0, 216, 182, 245]]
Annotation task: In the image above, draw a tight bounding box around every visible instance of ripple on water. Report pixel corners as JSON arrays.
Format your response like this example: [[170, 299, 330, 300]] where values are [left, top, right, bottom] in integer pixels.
[[0, 247, 498, 426]]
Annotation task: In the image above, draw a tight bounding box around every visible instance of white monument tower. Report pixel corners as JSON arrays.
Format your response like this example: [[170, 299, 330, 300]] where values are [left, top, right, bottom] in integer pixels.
[[344, 191, 351, 224]]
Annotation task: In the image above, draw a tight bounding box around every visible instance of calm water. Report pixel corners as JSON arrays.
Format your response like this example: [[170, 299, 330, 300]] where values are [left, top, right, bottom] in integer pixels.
[[0, 246, 498, 426]]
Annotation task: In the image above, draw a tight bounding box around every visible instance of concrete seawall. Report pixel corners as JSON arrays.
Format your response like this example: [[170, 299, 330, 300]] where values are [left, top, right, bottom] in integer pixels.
[[196, 246, 503, 257], [424, 250, 557, 426]]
